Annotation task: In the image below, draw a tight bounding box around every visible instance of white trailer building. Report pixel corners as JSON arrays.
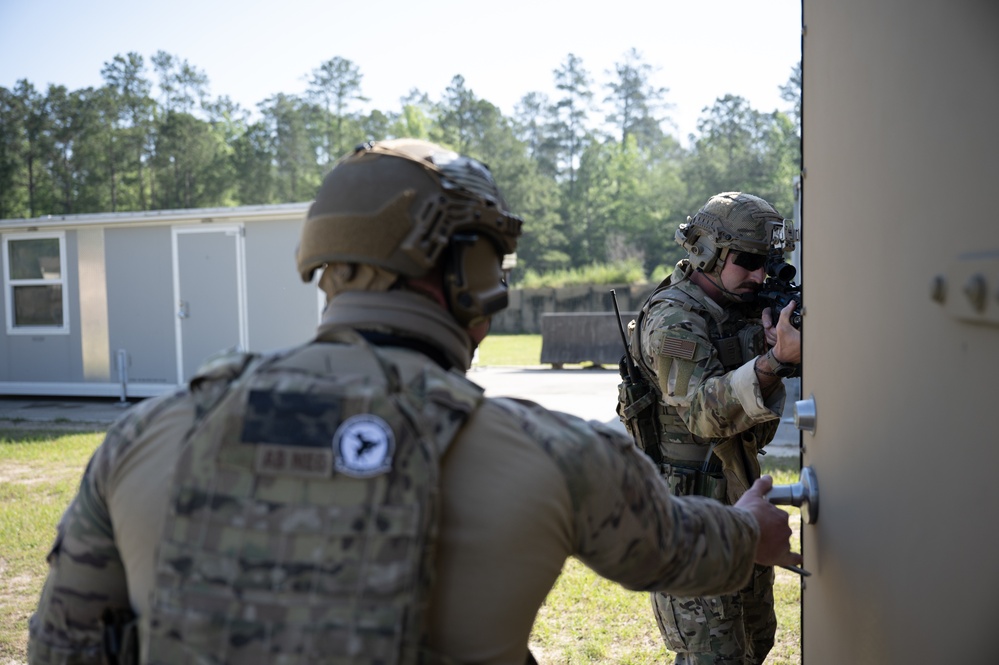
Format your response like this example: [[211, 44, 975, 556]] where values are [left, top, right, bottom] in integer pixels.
[[0, 203, 321, 399]]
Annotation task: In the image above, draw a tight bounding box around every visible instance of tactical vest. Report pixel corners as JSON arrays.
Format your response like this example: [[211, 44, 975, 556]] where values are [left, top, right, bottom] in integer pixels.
[[146, 329, 484, 664], [625, 283, 766, 467]]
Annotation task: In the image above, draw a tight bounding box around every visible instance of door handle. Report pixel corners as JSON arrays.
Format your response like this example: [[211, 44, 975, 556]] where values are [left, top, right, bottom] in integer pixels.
[[767, 466, 819, 525], [178, 300, 189, 319]]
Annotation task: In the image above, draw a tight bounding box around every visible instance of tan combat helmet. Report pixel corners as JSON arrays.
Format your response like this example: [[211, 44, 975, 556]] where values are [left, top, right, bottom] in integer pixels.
[[297, 139, 523, 327], [674, 192, 792, 275]]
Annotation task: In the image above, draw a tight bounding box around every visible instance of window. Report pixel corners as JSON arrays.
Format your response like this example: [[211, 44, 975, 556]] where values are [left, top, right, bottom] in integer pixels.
[[3, 232, 70, 334]]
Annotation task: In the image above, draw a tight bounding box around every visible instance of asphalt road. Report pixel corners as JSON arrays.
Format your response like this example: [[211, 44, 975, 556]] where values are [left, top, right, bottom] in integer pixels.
[[0, 366, 800, 457], [468, 366, 800, 458]]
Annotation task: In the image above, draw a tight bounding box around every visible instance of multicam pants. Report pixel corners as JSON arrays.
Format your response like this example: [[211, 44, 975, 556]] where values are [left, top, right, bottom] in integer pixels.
[[652, 564, 776, 665]]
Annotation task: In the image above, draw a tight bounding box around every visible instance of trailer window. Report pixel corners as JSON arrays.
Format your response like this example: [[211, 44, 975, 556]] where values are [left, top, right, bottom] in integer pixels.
[[3, 232, 70, 334]]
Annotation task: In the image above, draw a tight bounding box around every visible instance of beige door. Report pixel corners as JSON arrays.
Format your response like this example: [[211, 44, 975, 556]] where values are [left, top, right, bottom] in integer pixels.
[[799, 1, 999, 662]]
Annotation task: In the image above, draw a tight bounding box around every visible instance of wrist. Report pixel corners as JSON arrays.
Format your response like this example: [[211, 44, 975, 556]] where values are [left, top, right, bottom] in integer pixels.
[[762, 349, 797, 378], [755, 355, 778, 378]]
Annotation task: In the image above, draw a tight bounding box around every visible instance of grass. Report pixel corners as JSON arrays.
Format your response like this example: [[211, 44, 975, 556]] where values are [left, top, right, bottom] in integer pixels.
[[475, 333, 613, 370], [476, 333, 543, 366], [0, 429, 105, 662], [0, 337, 803, 664]]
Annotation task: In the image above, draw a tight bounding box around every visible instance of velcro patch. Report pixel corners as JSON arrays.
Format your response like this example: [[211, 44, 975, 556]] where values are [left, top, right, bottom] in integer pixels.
[[659, 337, 697, 360], [255, 444, 333, 478], [241, 390, 341, 447]]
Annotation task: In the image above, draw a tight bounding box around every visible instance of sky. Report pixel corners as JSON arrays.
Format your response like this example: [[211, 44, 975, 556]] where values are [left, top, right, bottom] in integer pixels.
[[0, 0, 801, 145]]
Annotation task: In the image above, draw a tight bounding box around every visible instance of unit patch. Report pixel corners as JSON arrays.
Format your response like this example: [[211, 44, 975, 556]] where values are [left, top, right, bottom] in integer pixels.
[[333, 414, 396, 478]]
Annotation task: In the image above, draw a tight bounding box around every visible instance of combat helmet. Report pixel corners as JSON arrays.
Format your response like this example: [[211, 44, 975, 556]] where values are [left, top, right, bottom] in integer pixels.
[[297, 139, 523, 327], [675, 192, 790, 274]]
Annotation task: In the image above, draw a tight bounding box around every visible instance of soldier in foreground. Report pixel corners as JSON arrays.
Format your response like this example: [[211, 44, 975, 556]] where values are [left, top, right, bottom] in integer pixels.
[[29, 141, 800, 665], [618, 192, 802, 664]]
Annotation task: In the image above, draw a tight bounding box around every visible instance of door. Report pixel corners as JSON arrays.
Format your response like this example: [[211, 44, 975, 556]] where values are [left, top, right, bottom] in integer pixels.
[[799, 0, 999, 662], [173, 225, 247, 384]]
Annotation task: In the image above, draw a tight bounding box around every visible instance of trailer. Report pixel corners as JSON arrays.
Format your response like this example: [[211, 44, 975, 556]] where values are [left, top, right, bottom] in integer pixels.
[[0, 202, 321, 399]]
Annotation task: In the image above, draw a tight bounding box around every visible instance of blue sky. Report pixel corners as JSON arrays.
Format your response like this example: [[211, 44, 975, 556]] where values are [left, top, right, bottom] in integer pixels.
[[0, 0, 801, 144]]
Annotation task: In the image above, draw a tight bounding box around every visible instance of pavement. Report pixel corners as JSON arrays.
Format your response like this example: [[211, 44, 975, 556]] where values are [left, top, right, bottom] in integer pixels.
[[0, 395, 134, 431], [0, 366, 801, 458]]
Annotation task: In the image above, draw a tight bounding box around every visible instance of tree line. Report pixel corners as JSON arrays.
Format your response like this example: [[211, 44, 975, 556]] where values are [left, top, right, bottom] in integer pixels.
[[0, 50, 801, 279]]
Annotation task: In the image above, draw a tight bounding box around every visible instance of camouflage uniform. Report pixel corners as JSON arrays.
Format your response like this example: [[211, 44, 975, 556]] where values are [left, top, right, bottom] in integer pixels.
[[629, 270, 786, 665], [29, 290, 763, 665]]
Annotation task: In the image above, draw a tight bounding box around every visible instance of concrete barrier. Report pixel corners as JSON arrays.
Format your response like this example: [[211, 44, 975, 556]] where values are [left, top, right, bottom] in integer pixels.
[[539, 312, 638, 368], [491, 283, 656, 334]]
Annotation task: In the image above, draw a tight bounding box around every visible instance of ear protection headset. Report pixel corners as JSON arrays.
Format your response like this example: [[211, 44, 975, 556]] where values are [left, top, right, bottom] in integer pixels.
[[675, 216, 729, 273], [443, 234, 510, 328]]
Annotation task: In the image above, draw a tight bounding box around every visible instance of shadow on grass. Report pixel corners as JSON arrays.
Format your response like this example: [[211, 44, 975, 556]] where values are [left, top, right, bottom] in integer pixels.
[[0, 428, 106, 444]]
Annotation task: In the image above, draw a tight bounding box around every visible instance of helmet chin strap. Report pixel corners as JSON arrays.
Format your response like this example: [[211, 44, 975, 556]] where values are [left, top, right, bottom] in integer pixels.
[[696, 268, 756, 303]]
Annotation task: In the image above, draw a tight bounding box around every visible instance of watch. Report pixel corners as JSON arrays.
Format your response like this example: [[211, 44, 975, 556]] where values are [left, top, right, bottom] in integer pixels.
[[763, 349, 797, 378]]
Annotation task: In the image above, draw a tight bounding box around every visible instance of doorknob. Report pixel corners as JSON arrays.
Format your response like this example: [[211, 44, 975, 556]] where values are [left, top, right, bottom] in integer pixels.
[[178, 300, 189, 319], [767, 466, 819, 525]]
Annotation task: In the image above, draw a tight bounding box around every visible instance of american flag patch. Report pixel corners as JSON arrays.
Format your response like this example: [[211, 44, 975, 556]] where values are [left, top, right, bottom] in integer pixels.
[[660, 337, 697, 360]]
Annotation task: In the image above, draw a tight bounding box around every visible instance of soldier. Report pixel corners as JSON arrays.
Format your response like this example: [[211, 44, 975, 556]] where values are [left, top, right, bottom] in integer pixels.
[[618, 191, 802, 664], [29, 143, 800, 665]]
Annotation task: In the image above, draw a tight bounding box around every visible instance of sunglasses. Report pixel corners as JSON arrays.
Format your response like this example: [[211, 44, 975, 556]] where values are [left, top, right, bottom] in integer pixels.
[[730, 251, 767, 271]]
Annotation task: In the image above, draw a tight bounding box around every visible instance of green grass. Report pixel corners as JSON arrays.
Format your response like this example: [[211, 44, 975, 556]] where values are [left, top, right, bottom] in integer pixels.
[[0, 429, 104, 662], [476, 333, 543, 366], [475, 333, 615, 369]]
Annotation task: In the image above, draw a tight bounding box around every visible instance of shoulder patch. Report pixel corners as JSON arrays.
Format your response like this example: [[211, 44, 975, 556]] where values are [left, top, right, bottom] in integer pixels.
[[333, 414, 396, 478]]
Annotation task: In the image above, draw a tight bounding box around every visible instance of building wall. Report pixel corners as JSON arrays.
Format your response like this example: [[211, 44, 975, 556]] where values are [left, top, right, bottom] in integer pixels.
[[78, 228, 111, 381], [2, 231, 81, 382], [243, 217, 320, 353], [0, 205, 319, 395]]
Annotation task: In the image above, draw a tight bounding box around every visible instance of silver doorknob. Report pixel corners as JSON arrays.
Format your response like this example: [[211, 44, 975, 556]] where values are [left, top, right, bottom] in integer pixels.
[[767, 466, 819, 525], [794, 395, 817, 433]]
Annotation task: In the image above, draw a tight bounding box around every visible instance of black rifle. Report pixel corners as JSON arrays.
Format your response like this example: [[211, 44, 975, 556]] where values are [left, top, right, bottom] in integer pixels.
[[756, 251, 803, 329], [611, 290, 663, 466]]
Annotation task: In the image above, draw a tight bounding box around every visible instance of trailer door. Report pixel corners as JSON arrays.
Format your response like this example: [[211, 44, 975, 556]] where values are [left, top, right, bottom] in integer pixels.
[[173, 225, 247, 384]]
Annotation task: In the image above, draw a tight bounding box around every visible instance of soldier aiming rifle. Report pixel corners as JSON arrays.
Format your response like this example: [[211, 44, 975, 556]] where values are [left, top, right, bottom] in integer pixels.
[[617, 191, 802, 665]]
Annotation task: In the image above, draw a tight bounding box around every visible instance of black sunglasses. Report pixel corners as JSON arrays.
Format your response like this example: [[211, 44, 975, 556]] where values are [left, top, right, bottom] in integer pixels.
[[731, 251, 767, 271]]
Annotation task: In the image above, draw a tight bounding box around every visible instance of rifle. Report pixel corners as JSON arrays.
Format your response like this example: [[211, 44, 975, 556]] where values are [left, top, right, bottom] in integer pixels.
[[756, 220, 803, 329], [756, 251, 803, 329], [611, 290, 663, 466]]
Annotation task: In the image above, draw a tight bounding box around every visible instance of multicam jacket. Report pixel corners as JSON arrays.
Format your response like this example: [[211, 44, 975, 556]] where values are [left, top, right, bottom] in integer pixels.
[[629, 275, 786, 503], [30, 326, 761, 665]]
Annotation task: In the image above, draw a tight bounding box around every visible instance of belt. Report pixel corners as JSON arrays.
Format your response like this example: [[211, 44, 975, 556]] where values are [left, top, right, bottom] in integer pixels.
[[662, 457, 723, 476]]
